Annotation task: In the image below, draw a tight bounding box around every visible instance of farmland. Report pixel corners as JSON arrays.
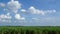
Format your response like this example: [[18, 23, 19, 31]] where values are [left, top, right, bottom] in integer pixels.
[[0, 26, 60, 34]]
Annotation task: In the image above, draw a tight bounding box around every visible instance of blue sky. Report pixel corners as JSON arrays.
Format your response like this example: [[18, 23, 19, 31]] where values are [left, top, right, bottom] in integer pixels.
[[0, 0, 60, 26]]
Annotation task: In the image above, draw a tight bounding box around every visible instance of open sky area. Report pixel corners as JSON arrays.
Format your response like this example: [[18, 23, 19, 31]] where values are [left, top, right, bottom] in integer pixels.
[[0, 0, 60, 26]]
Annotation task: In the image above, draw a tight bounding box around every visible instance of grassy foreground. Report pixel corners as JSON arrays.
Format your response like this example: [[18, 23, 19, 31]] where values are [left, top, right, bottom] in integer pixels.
[[0, 26, 60, 34]]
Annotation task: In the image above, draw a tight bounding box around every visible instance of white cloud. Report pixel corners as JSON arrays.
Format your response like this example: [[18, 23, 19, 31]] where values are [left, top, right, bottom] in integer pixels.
[[46, 10, 56, 13], [28, 6, 56, 15], [0, 13, 11, 19], [15, 14, 25, 20], [0, 3, 5, 7], [0, 19, 11, 23], [0, 13, 12, 22], [15, 14, 21, 20], [7, 0, 21, 13], [21, 9, 26, 13], [28, 6, 45, 15], [20, 6, 56, 15]]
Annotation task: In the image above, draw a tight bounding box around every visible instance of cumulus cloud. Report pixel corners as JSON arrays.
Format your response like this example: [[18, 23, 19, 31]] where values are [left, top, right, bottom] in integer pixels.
[[0, 13, 12, 22], [28, 6, 56, 15], [15, 14, 25, 20], [28, 6, 45, 15], [0, 13, 11, 19], [0, 0, 25, 23], [0, 3, 5, 7], [7, 0, 21, 13]]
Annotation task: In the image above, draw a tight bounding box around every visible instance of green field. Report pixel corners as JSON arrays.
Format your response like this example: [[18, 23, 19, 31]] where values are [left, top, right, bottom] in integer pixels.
[[0, 26, 60, 34]]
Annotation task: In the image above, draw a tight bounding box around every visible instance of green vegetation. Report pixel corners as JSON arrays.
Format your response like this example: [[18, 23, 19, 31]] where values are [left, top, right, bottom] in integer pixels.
[[0, 26, 60, 34]]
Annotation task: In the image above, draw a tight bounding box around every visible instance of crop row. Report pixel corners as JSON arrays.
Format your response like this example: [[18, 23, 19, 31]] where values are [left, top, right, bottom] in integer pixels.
[[0, 26, 60, 34]]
